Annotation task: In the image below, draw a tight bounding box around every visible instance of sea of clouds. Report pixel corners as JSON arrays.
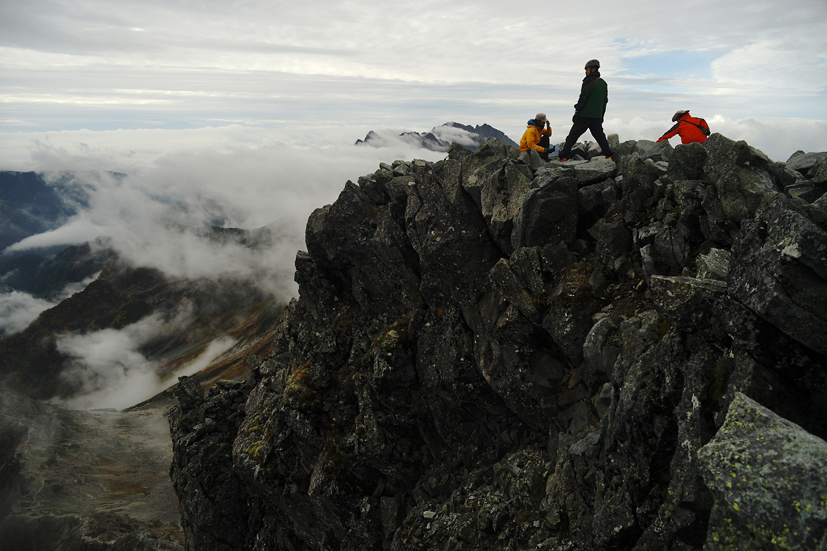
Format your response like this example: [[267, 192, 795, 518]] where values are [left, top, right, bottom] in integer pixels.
[[0, 127, 447, 408]]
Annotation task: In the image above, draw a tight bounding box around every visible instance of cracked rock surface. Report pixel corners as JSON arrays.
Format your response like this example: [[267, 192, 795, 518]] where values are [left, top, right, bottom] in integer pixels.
[[170, 136, 827, 550]]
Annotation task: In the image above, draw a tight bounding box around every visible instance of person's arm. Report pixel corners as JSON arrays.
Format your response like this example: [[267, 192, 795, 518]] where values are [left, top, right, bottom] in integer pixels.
[[523, 127, 544, 152], [657, 121, 681, 143], [574, 87, 589, 114]]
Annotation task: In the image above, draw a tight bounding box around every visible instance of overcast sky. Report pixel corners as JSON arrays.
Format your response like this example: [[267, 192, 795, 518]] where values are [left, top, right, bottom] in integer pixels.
[[1, 0, 826, 166]]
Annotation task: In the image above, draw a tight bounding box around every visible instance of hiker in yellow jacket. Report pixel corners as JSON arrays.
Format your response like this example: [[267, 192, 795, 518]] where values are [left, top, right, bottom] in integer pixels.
[[520, 113, 553, 160]]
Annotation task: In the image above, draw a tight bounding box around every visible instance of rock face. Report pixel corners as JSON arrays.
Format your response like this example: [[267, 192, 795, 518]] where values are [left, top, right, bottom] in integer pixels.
[[169, 136, 827, 550], [698, 392, 827, 551]]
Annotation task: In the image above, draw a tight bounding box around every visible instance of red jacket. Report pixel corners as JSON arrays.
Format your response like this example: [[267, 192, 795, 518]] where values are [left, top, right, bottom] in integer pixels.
[[657, 114, 709, 144]]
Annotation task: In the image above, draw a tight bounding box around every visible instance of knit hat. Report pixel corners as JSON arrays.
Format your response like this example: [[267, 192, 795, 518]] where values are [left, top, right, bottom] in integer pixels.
[[535, 113, 548, 123], [585, 59, 600, 69], [672, 110, 690, 122]]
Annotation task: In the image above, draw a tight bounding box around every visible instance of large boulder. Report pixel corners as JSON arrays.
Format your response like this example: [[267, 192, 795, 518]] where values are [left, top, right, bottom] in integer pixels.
[[573, 158, 617, 185], [669, 142, 708, 181], [728, 194, 827, 355], [699, 392, 827, 551], [511, 177, 579, 250], [702, 133, 783, 223], [785, 150, 827, 177]]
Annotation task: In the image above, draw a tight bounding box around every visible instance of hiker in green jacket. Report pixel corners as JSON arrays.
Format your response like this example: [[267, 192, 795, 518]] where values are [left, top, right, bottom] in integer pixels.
[[558, 59, 613, 161]]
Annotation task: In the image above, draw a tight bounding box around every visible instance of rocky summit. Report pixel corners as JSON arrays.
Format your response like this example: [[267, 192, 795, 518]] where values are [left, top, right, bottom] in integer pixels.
[[169, 134, 827, 551]]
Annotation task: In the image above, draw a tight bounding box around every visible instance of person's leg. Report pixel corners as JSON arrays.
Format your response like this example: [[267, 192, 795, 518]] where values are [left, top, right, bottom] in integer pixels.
[[538, 135, 550, 159], [587, 118, 613, 157], [558, 116, 590, 159]]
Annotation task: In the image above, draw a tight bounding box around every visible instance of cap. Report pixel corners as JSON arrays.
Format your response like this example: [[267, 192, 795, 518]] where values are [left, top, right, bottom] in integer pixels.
[[672, 110, 690, 122], [585, 59, 600, 69]]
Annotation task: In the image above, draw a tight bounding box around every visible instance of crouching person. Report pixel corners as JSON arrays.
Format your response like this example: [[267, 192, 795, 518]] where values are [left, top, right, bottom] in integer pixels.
[[656, 110, 710, 144], [520, 113, 554, 160]]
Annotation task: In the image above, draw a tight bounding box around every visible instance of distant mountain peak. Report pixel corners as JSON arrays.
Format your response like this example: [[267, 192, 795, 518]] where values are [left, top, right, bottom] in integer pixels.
[[355, 122, 518, 152]]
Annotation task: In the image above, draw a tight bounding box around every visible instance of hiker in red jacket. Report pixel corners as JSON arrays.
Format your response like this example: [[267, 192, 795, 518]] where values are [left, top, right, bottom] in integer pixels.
[[656, 110, 710, 144]]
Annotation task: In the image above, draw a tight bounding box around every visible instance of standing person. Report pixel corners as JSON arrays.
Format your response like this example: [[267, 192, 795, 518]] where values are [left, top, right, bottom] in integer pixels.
[[558, 59, 613, 161], [656, 110, 710, 144], [520, 113, 553, 160]]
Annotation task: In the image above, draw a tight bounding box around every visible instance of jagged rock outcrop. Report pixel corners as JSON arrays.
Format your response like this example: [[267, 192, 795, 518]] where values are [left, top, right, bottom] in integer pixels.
[[170, 135, 827, 550]]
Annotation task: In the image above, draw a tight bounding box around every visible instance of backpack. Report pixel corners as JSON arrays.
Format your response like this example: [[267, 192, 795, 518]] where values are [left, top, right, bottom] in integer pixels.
[[684, 117, 710, 136]]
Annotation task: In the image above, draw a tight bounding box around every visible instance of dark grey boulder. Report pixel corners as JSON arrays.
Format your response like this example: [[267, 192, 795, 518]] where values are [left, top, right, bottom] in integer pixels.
[[517, 148, 545, 171], [618, 152, 659, 214], [669, 141, 708, 180], [785, 150, 827, 176], [728, 194, 827, 355], [590, 218, 632, 274], [489, 258, 541, 323], [573, 157, 617, 185], [305, 180, 423, 318], [699, 392, 827, 551], [703, 133, 783, 223], [406, 159, 503, 307], [511, 177, 578, 250], [695, 248, 731, 280], [582, 316, 620, 386], [812, 159, 827, 185], [649, 275, 729, 337]]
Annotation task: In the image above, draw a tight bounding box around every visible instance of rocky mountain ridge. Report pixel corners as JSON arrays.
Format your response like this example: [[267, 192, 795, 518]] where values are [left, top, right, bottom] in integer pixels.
[[169, 135, 827, 550], [355, 122, 519, 152]]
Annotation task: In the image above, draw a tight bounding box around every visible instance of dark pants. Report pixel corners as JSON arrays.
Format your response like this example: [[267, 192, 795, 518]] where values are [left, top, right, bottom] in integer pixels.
[[538, 135, 550, 159], [559, 115, 612, 158]]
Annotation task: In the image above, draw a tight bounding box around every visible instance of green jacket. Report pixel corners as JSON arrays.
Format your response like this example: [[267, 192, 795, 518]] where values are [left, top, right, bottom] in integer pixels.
[[574, 72, 608, 119]]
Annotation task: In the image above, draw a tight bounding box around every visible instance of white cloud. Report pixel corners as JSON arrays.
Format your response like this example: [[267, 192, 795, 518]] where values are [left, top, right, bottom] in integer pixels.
[[1, 130, 446, 299], [172, 336, 237, 380], [7, 216, 108, 252], [0, 291, 55, 336], [56, 313, 163, 409], [0, 274, 99, 337], [56, 310, 239, 410]]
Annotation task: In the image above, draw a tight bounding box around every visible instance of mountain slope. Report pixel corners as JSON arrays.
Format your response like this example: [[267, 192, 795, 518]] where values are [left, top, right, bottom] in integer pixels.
[[0, 387, 183, 550], [0, 227, 288, 403], [0, 171, 78, 252]]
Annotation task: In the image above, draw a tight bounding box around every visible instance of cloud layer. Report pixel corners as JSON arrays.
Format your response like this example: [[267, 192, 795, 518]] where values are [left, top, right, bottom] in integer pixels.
[[0, 275, 98, 337], [3, 136, 445, 297], [57, 310, 238, 410]]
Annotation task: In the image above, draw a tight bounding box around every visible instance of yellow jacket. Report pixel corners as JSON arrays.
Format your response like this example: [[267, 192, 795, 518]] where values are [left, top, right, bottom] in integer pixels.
[[520, 122, 551, 152]]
